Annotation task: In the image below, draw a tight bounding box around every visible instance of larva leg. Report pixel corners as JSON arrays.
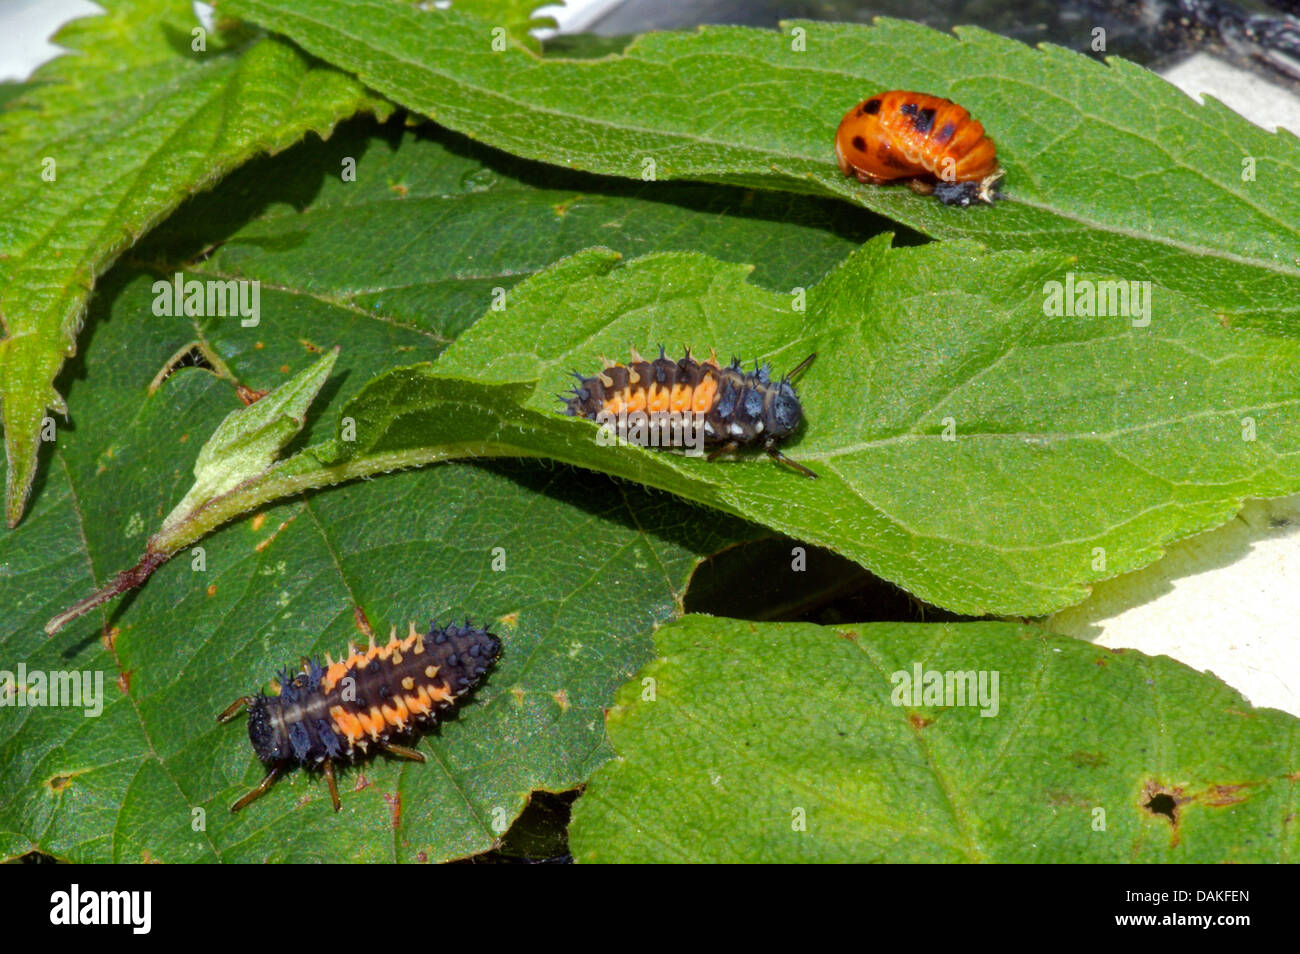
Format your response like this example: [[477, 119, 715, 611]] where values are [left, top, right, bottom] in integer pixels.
[[217, 696, 254, 723], [323, 758, 341, 812], [231, 763, 284, 813], [706, 441, 739, 462], [382, 743, 426, 762], [768, 447, 818, 479]]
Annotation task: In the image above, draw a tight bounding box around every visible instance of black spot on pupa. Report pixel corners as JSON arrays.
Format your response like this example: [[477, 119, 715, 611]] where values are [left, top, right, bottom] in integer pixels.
[[851, 135, 866, 152], [899, 102, 918, 117], [911, 107, 936, 134], [861, 98, 881, 115]]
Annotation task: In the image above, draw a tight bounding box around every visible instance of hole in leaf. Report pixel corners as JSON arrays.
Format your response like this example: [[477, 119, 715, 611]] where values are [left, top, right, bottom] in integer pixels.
[[148, 342, 218, 395], [684, 537, 985, 624], [1144, 792, 1178, 822]]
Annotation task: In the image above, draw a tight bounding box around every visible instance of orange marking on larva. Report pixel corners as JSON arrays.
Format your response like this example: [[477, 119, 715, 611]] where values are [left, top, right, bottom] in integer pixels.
[[691, 375, 718, 413], [381, 700, 408, 727], [669, 382, 693, 413], [393, 696, 412, 722], [647, 383, 671, 413], [330, 706, 365, 743], [322, 661, 349, 692], [402, 676, 415, 691]]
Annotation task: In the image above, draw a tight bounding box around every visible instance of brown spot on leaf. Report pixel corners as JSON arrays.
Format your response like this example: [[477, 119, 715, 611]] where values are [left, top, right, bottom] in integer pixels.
[[353, 605, 374, 640], [385, 791, 402, 828], [552, 196, 582, 216], [116, 671, 132, 695], [254, 517, 295, 553], [250, 513, 267, 532], [1046, 789, 1090, 807], [47, 775, 73, 794], [1068, 750, 1108, 768], [1201, 784, 1250, 807], [206, 584, 217, 597], [908, 713, 933, 729], [236, 385, 267, 406], [553, 689, 570, 711]]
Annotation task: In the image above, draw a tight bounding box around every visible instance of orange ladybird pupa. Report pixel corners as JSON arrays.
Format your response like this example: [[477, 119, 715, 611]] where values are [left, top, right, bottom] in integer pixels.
[[834, 91, 1004, 206]]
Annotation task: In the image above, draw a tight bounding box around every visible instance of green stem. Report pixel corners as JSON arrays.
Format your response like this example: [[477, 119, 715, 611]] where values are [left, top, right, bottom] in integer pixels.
[[44, 441, 544, 635]]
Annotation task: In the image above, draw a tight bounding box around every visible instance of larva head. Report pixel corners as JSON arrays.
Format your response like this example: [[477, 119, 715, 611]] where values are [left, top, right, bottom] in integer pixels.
[[246, 694, 290, 764], [426, 621, 502, 695], [766, 380, 803, 439]]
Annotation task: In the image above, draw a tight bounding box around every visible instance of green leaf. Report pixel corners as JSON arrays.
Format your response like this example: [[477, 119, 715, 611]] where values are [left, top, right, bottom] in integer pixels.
[[220, 0, 1300, 334], [4, 406, 738, 860], [135, 119, 883, 352], [454, 0, 559, 52], [163, 349, 337, 532], [160, 238, 1298, 618], [43, 119, 888, 634], [569, 615, 1300, 862], [6, 115, 891, 860], [0, 0, 385, 527]]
